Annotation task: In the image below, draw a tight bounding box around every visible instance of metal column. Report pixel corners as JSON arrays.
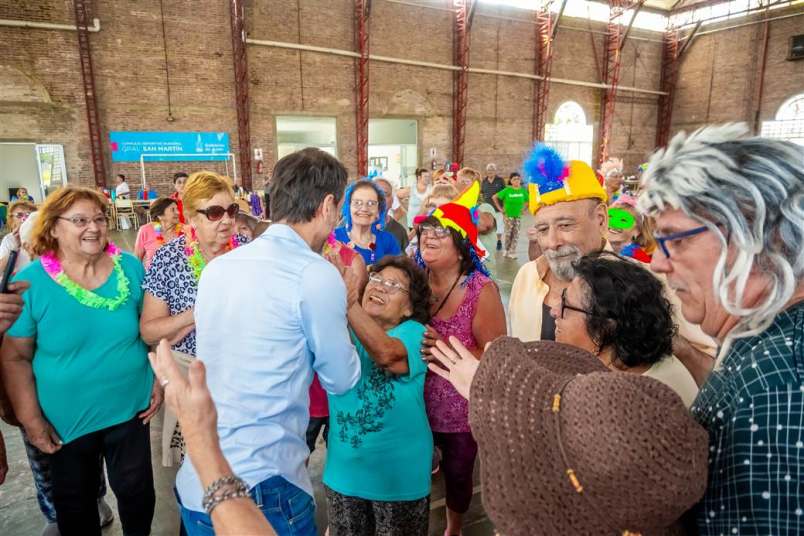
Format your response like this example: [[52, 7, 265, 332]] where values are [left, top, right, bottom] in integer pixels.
[[355, 0, 370, 177], [72, 0, 106, 187], [229, 0, 253, 190], [655, 29, 680, 148], [655, 21, 701, 147], [532, 2, 561, 143], [597, 0, 645, 165], [452, 0, 471, 166]]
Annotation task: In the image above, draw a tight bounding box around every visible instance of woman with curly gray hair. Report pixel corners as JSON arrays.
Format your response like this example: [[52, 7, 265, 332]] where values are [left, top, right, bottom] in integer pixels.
[[637, 123, 804, 536], [324, 255, 434, 536]]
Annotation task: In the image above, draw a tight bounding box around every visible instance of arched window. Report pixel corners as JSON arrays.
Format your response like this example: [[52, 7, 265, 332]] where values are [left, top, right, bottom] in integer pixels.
[[761, 94, 804, 146], [544, 101, 594, 165]]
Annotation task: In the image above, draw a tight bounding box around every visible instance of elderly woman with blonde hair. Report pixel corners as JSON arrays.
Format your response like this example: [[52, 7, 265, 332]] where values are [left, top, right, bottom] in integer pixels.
[[1, 186, 158, 535], [140, 170, 244, 465]]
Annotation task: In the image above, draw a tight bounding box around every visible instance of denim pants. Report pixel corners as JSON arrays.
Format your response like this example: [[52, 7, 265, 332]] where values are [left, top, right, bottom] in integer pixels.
[[179, 475, 316, 536]]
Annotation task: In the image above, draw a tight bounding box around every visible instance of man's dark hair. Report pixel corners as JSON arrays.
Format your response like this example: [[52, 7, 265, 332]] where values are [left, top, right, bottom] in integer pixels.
[[269, 148, 348, 223], [149, 197, 177, 220], [415, 168, 429, 178], [116, 174, 126, 181], [173, 172, 189, 183], [369, 255, 432, 325], [509, 172, 521, 179], [572, 251, 677, 368]]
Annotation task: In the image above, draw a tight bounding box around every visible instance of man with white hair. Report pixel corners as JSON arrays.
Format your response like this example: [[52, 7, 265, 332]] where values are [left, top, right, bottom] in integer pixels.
[[480, 163, 505, 250], [638, 123, 804, 535]]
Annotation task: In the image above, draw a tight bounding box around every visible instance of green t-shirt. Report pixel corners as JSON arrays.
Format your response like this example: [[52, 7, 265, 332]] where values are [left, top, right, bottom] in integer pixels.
[[497, 186, 529, 218], [7, 252, 153, 444], [323, 320, 432, 501]]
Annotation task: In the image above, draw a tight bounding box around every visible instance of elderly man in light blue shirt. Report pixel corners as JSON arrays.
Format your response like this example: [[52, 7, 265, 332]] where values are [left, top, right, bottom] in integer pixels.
[[175, 148, 362, 536]]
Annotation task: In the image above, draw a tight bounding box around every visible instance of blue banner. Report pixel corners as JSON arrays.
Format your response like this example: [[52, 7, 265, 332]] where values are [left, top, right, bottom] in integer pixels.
[[109, 131, 230, 162]]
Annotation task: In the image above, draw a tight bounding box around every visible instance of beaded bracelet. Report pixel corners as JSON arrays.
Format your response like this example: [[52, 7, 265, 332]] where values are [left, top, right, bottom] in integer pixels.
[[202, 475, 250, 514]]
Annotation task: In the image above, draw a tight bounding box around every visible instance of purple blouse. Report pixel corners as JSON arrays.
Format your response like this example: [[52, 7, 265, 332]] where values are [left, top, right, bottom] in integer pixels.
[[425, 272, 492, 433]]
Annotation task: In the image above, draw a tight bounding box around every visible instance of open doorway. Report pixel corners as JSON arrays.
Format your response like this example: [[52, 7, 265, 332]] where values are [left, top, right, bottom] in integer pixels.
[[275, 116, 338, 159], [368, 118, 418, 187], [0, 143, 66, 203], [544, 101, 594, 166]]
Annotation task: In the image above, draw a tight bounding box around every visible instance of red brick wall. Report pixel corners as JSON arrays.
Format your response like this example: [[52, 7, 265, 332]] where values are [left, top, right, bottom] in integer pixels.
[[8, 1, 795, 196], [671, 6, 804, 137]]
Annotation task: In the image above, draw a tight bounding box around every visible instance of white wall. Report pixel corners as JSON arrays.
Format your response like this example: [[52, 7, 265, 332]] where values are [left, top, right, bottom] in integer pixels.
[[0, 144, 41, 202]]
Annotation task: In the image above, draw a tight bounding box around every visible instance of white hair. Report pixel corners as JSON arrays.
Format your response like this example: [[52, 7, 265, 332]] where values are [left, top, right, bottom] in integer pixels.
[[638, 123, 804, 358]]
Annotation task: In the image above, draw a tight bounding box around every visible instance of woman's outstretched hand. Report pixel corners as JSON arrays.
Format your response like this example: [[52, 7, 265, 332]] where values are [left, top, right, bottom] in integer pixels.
[[427, 336, 480, 401]]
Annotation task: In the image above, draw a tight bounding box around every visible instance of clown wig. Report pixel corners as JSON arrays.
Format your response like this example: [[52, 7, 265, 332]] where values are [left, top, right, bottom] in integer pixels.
[[638, 123, 804, 360]]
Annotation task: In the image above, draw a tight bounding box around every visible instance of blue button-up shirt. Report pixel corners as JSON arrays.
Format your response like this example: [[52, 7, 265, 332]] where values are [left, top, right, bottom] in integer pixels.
[[176, 224, 361, 512]]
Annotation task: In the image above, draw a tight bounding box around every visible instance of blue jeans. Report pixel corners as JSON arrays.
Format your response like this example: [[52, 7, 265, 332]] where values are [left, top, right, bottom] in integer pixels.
[[179, 476, 316, 536]]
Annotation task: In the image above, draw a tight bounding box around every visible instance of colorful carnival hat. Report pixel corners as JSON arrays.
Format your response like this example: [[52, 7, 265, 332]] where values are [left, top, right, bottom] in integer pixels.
[[523, 144, 607, 213], [431, 181, 485, 260]]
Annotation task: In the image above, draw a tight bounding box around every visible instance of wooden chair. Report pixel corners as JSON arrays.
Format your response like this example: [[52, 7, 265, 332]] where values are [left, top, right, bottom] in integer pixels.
[[114, 199, 138, 230]]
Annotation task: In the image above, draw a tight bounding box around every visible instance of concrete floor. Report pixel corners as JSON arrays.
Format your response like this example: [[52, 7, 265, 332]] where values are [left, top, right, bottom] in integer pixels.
[[0, 216, 532, 536]]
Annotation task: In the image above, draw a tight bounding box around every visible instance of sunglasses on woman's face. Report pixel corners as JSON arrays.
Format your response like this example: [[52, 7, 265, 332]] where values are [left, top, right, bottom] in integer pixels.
[[196, 203, 239, 222]]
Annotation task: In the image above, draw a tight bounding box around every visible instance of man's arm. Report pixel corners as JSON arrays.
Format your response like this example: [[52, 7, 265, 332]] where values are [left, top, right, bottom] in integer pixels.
[[300, 260, 361, 395], [672, 335, 715, 387]]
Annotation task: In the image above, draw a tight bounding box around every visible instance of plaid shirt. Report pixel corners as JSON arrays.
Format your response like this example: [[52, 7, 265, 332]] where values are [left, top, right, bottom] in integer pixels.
[[691, 302, 804, 535]]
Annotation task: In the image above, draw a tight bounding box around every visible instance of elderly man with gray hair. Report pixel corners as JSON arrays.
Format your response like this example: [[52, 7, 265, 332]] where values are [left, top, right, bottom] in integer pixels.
[[481, 163, 505, 250], [638, 123, 804, 535]]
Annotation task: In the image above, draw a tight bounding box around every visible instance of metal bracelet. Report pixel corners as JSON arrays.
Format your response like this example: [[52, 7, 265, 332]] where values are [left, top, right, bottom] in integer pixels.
[[202, 475, 249, 514]]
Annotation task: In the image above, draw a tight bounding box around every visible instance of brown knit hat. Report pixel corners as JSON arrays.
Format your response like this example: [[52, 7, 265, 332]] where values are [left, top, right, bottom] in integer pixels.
[[469, 337, 708, 536]]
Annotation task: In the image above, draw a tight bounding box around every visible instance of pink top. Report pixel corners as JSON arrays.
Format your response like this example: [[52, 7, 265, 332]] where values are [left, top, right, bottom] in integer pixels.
[[134, 223, 175, 269], [309, 374, 329, 418], [425, 272, 492, 433]]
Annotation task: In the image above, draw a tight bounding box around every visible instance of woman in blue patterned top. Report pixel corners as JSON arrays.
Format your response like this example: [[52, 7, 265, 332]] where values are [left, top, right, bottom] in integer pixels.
[[333, 180, 401, 266], [140, 170, 244, 466], [324, 255, 433, 536]]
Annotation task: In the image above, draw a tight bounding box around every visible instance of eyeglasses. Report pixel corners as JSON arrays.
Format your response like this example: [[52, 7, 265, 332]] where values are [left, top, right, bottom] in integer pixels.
[[58, 215, 108, 228], [559, 288, 592, 319], [12, 212, 31, 220], [654, 226, 709, 259], [351, 199, 379, 210], [419, 224, 450, 239], [196, 203, 239, 221], [368, 273, 409, 294]]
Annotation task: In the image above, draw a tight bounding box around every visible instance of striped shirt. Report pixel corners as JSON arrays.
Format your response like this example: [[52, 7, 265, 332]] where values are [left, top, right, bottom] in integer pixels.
[[691, 301, 804, 535]]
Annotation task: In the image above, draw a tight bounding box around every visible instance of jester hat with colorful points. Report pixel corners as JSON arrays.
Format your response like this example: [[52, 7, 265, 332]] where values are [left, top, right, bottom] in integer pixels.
[[522, 144, 608, 213], [432, 181, 485, 260]]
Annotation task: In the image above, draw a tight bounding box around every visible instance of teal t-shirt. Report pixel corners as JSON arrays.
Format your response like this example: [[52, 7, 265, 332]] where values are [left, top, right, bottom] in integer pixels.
[[497, 186, 529, 218], [323, 320, 432, 501], [7, 252, 153, 444]]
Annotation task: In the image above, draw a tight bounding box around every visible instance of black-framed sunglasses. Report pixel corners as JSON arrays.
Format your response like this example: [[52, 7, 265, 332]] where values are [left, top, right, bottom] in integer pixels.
[[196, 203, 239, 221], [654, 225, 708, 259], [560, 288, 592, 319]]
